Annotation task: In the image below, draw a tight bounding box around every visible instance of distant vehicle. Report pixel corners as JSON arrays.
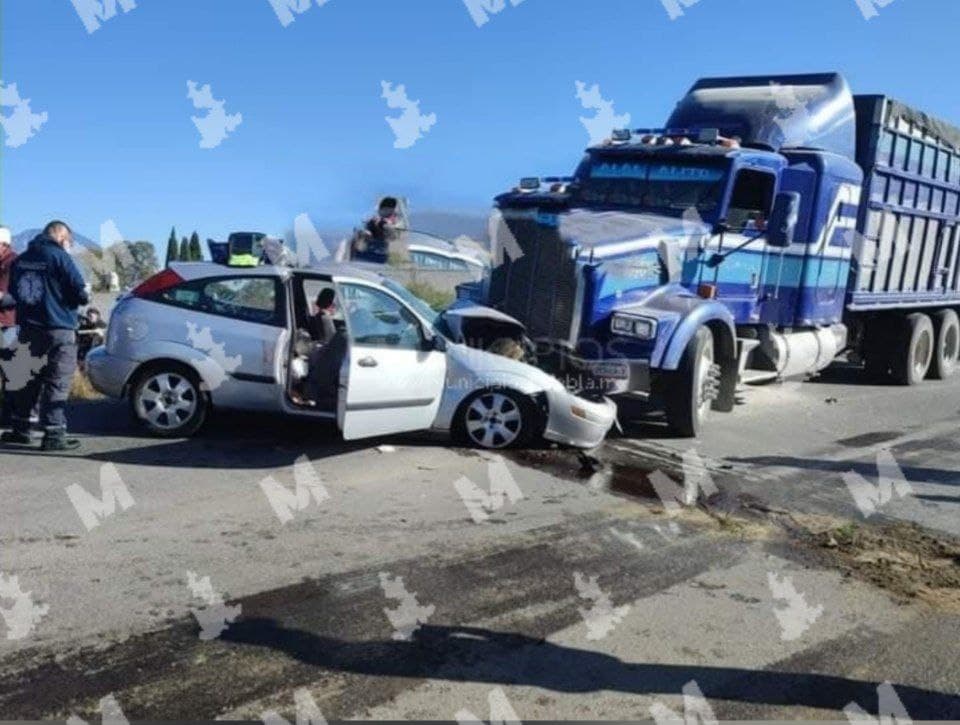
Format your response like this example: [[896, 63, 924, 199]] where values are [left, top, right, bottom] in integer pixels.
[[469, 73, 960, 436], [406, 233, 489, 276], [207, 232, 268, 266], [77, 308, 107, 363], [86, 262, 615, 449]]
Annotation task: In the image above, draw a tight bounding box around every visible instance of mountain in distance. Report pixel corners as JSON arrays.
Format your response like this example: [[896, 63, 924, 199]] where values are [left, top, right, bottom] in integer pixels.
[[12, 228, 101, 254], [409, 210, 490, 247]]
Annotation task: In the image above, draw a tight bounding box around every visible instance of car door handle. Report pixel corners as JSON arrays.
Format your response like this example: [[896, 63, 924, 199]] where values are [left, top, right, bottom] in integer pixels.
[[358, 356, 378, 368]]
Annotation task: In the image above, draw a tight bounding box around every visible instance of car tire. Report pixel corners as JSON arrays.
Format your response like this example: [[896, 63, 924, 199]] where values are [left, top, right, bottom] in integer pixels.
[[891, 313, 934, 386], [129, 363, 208, 438], [929, 309, 960, 380], [453, 389, 540, 449], [663, 326, 717, 438]]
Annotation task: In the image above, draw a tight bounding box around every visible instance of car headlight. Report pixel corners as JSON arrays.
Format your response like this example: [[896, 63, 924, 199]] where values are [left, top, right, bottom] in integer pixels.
[[610, 313, 658, 340]]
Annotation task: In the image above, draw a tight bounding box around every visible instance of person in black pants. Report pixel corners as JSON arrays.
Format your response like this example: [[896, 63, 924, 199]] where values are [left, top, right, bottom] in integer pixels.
[[2, 221, 89, 451]]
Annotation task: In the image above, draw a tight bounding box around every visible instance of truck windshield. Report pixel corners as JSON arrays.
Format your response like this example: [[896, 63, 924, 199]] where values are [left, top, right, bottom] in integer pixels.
[[572, 157, 728, 217]]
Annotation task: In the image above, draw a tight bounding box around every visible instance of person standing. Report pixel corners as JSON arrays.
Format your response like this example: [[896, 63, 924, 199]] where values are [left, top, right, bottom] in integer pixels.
[[2, 221, 89, 450], [0, 226, 17, 428]]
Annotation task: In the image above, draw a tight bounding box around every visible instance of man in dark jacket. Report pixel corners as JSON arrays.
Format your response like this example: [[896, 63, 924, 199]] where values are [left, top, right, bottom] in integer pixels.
[[0, 227, 17, 427], [2, 221, 89, 450]]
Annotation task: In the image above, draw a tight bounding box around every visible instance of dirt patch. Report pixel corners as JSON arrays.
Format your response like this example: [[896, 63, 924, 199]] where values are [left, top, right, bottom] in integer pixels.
[[788, 514, 960, 610]]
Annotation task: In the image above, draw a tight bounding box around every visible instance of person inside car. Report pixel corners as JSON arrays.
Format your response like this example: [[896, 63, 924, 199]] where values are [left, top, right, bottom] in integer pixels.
[[307, 288, 337, 344]]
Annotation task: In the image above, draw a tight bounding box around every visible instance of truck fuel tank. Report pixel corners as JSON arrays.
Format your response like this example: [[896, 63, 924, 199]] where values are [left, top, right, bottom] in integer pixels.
[[764, 324, 848, 380]]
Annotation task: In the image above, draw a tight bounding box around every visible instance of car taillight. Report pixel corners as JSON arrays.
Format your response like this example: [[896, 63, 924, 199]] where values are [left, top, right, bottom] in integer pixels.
[[132, 269, 184, 298]]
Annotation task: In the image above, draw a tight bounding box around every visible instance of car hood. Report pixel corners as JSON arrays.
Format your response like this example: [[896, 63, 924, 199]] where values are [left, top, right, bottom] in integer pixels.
[[442, 303, 526, 341], [445, 340, 564, 392]]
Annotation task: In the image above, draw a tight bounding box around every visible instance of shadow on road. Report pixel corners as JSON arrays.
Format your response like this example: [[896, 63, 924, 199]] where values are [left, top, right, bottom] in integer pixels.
[[9, 399, 445, 470], [220, 619, 960, 718], [728, 454, 960, 487]]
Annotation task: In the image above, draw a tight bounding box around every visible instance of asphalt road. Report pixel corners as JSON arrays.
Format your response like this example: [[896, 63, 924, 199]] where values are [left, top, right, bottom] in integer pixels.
[[1, 364, 959, 720]]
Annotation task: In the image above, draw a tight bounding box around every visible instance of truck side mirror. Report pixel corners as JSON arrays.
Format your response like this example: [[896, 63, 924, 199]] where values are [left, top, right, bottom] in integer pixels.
[[767, 191, 800, 248]]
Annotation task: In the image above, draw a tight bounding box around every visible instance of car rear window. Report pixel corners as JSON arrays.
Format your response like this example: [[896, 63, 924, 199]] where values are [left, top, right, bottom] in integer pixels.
[[156, 276, 285, 327]]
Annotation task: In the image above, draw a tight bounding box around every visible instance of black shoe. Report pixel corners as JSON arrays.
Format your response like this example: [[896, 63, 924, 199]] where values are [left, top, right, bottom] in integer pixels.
[[0, 430, 33, 445], [41, 434, 81, 451]]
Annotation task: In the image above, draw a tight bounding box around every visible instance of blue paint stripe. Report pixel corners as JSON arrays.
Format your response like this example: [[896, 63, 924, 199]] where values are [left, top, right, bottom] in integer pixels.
[[829, 226, 854, 248], [838, 202, 860, 218]]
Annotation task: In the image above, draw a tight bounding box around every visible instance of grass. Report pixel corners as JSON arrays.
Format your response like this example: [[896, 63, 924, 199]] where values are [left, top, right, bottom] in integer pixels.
[[70, 369, 103, 401], [404, 280, 455, 311]]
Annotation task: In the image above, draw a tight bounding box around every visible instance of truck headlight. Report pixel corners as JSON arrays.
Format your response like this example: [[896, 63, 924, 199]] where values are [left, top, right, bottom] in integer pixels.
[[610, 313, 658, 340]]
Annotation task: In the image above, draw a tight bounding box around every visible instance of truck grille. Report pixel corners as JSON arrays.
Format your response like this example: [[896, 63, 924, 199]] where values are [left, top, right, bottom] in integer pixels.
[[489, 216, 579, 344]]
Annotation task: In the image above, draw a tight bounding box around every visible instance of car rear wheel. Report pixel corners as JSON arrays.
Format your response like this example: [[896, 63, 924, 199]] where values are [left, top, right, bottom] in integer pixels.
[[929, 309, 960, 380], [130, 364, 208, 437], [454, 389, 538, 449]]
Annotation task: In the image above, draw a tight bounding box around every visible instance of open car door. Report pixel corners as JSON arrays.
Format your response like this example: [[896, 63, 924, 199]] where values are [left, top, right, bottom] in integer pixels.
[[336, 281, 446, 440]]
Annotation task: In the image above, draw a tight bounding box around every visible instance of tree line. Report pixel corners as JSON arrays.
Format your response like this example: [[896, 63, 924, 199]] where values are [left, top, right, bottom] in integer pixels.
[[165, 228, 203, 265]]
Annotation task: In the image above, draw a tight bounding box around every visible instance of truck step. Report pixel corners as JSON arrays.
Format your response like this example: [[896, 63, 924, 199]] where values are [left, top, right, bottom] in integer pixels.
[[740, 370, 779, 385], [736, 338, 762, 376]]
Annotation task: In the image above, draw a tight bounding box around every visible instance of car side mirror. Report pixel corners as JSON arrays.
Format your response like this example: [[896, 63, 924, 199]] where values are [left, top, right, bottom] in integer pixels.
[[421, 328, 446, 352], [767, 191, 800, 248]]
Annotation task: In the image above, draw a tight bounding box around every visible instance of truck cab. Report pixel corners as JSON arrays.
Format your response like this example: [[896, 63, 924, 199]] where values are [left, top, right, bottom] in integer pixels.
[[479, 73, 864, 435]]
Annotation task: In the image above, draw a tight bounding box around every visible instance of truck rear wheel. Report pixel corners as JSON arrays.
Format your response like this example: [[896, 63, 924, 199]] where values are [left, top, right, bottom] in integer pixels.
[[663, 326, 717, 437], [891, 313, 934, 385], [929, 309, 960, 380]]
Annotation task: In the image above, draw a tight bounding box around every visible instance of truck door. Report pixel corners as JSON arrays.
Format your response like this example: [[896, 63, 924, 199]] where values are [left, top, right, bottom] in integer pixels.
[[712, 168, 777, 322], [336, 282, 446, 440]]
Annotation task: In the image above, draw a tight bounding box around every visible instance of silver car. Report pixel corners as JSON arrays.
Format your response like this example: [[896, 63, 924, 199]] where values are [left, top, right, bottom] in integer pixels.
[[86, 262, 616, 449]]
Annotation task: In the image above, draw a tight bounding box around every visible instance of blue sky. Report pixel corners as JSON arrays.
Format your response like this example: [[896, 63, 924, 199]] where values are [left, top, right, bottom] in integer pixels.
[[2, 0, 958, 247]]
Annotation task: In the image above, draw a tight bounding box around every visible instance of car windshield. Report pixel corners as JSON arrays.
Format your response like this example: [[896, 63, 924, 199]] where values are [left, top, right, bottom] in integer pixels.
[[381, 277, 454, 338], [572, 156, 728, 217]]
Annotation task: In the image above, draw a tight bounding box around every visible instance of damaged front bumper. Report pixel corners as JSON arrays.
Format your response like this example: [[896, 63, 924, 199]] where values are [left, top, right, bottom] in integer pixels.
[[542, 389, 618, 449]]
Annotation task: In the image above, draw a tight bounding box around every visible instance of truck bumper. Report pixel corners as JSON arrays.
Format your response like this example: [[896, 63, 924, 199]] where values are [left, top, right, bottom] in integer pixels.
[[572, 357, 651, 396]]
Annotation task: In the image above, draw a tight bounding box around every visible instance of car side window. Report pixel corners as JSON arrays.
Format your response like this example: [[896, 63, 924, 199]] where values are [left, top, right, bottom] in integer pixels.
[[158, 276, 284, 326], [340, 284, 423, 350]]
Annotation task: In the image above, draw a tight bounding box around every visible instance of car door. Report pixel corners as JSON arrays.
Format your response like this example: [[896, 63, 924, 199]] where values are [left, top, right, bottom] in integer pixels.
[[163, 275, 288, 410], [335, 281, 446, 439]]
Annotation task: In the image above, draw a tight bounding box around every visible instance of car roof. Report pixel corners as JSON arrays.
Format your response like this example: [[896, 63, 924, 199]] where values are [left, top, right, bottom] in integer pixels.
[[169, 260, 388, 284]]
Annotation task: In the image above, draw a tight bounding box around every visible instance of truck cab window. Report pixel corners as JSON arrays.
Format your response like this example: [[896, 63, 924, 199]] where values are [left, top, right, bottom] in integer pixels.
[[726, 169, 775, 231]]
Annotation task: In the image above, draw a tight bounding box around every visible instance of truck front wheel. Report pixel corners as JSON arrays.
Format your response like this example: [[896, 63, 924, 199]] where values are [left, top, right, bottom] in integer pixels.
[[663, 326, 718, 437], [929, 309, 960, 380], [891, 312, 934, 385]]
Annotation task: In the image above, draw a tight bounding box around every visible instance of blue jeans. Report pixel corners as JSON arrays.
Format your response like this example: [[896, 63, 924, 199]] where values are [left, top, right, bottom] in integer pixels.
[[11, 326, 77, 435]]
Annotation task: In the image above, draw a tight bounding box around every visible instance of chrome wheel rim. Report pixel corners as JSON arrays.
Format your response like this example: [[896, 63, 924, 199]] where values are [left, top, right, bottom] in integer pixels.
[[465, 393, 522, 448], [695, 336, 717, 422], [137, 373, 198, 431]]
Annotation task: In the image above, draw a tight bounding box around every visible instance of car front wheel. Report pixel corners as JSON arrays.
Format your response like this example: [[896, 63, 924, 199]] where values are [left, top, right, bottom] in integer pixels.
[[130, 364, 208, 437], [454, 389, 539, 449]]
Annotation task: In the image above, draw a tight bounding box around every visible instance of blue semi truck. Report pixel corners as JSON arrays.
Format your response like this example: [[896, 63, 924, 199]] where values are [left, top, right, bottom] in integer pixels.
[[465, 73, 960, 436]]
